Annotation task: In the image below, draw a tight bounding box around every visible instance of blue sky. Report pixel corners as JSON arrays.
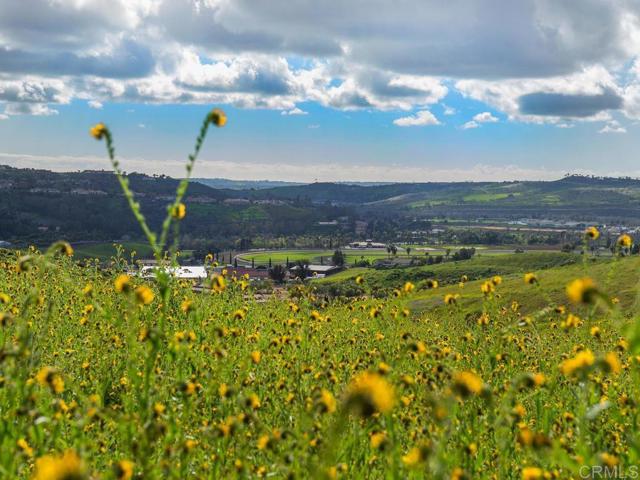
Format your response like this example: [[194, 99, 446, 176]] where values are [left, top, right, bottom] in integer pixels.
[[1, 1, 640, 182]]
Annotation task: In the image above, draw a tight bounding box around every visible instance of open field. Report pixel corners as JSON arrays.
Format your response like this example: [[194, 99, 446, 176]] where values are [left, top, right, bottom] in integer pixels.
[[236, 249, 395, 265], [2, 244, 640, 478], [315, 252, 581, 290], [72, 242, 155, 261], [236, 246, 520, 266]]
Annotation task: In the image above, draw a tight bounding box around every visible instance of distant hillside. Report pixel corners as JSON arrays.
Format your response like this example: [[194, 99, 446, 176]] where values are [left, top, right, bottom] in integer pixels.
[[0, 165, 349, 247], [3, 165, 640, 248], [193, 178, 304, 190]]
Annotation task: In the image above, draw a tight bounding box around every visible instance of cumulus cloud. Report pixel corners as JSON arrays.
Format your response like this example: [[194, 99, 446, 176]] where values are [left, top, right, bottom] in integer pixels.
[[518, 89, 622, 117], [462, 121, 479, 130], [281, 107, 308, 115], [88, 100, 103, 109], [0, 0, 639, 132], [393, 110, 440, 127], [473, 112, 499, 123], [598, 120, 626, 133]]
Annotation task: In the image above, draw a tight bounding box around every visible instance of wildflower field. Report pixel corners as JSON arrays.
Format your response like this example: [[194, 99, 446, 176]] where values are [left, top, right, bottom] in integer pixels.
[[2, 111, 640, 479]]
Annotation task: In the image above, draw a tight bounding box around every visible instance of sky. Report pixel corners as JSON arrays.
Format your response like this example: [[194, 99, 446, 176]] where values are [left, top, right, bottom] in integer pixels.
[[2, 1, 640, 182]]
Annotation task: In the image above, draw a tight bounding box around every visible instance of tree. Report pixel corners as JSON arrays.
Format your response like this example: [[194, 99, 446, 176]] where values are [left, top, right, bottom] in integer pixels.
[[332, 249, 346, 266], [406, 246, 412, 257], [268, 264, 287, 284]]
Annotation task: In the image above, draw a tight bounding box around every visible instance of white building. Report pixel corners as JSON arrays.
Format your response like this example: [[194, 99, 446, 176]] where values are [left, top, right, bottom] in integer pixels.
[[139, 266, 208, 280]]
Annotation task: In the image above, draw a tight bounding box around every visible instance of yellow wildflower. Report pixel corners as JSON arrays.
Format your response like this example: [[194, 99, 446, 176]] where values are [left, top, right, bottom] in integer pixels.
[[345, 372, 395, 417], [171, 203, 186, 220], [208, 108, 227, 127], [566, 277, 598, 304], [452, 371, 484, 398], [560, 349, 595, 377], [114, 274, 131, 294], [33, 450, 85, 480], [90, 123, 107, 140], [134, 285, 154, 305], [585, 226, 600, 240]]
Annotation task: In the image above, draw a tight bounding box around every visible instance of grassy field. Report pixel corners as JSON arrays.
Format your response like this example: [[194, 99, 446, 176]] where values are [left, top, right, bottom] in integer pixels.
[[237, 246, 516, 266], [316, 252, 581, 290], [73, 242, 155, 261], [2, 243, 640, 479], [237, 249, 395, 265], [2, 115, 639, 479]]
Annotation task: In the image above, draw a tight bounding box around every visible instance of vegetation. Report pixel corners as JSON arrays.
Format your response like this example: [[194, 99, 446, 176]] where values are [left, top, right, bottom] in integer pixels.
[[2, 111, 640, 479]]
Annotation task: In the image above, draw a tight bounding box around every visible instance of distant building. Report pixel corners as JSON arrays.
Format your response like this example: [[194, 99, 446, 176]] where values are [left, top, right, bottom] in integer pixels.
[[347, 241, 386, 249], [289, 264, 342, 278], [139, 266, 208, 280]]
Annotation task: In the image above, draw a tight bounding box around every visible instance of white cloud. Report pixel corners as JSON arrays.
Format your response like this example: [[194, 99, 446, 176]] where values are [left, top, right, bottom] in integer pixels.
[[1, 150, 628, 183], [0, 0, 638, 127], [473, 111, 498, 123], [598, 120, 626, 134], [0, 113, 8, 120], [281, 107, 308, 115], [88, 100, 103, 109], [462, 120, 478, 129], [443, 104, 456, 115], [393, 110, 440, 127]]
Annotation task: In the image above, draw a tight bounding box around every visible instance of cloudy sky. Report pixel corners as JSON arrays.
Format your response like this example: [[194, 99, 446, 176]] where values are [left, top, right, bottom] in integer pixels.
[[2, 0, 640, 182]]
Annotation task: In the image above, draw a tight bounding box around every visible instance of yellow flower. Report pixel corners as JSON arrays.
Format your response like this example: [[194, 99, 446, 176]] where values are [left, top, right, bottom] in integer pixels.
[[250, 350, 261, 364], [345, 372, 395, 417], [114, 460, 134, 480], [181, 299, 194, 313], [425, 279, 438, 289], [402, 442, 432, 467], [318, 389, 337, 414], [481, 281, 495, 295], [601, 352, 622, 375], [36, 367, 64, 394], [585, 226, 600, 240], [444, 293, 459, 305], [560, 349, 595, 377], [403, 281, 415, 293], [171, 203, 186, 220], [566, 277, 598, 304], [17, 438, 34, 457], [208, 108, 227, 127], [212, 275, 226, 293], [491, 275, 502, 285], [618, 234, 633, 248], [114, 274, 131, 294], [524, 273, 537, 285], [355, 275, 364, 285], [452, 371, 484, 398], [370, 431, 387, 450], [521, 467, 543, 480], [134, 285, 154, 305], [33, 450, 86, 480], [90, 122, 107, 140]]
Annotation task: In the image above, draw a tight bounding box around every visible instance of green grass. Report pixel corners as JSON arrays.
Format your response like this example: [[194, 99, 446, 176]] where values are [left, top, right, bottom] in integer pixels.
[[73, 242, 155, 261], [462, 192, 513, 202], [316, 252, 581, 289], [408, 255, 640, 314], [237, 249, 394, 265]]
